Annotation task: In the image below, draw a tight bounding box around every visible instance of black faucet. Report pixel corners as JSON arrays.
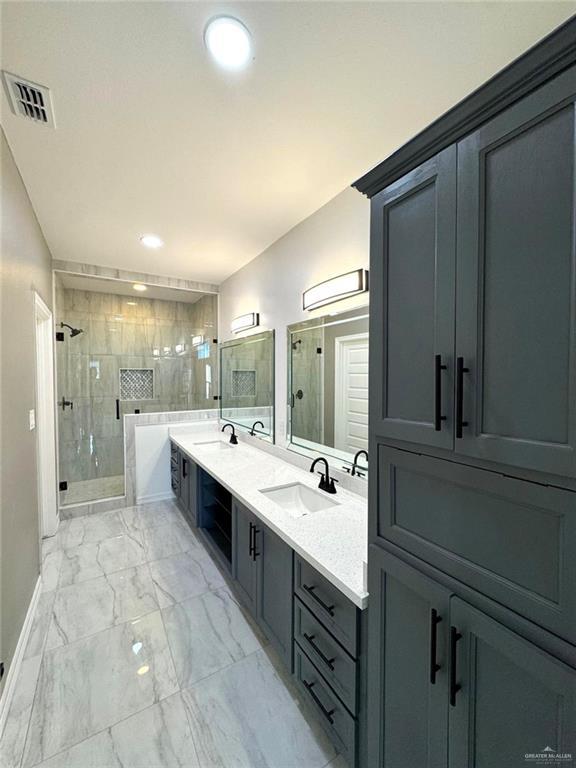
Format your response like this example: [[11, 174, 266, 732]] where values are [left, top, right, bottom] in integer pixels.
[[250, 420, 265, 436], [351, 449, 368, 477], [221, 423, 238, 445], [310, 457, 338, 494]]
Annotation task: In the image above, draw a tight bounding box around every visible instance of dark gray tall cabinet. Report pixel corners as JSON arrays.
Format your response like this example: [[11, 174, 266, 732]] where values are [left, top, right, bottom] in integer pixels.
[[355, 18, 576, 768]]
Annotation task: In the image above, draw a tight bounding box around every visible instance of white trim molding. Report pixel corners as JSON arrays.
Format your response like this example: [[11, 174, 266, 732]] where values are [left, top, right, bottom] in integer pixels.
[[0, 577, 41, 740]]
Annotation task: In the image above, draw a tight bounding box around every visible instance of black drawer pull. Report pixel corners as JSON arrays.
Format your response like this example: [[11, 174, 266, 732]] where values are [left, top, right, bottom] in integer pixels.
[[434, 355, 447, 431], [115, 398, 120, 420], [303, 680, 335, 724], [302, 584, 335, 617], [248, 521, 254, 557], [450, 626, 462, 707], [252, 526, 260, 561], [182, 459, 187, 479], [455, 357, 469, 439], [303, 633, 335, 671], [429, 609, 442, 684]]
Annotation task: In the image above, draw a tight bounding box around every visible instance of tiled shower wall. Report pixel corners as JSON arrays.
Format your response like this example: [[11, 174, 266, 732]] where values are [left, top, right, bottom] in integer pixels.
[[55, 282, 218, 485]]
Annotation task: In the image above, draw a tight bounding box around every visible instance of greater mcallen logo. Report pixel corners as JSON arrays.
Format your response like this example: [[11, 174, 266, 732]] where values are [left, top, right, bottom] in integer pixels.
[[525, 746, 573, 764]]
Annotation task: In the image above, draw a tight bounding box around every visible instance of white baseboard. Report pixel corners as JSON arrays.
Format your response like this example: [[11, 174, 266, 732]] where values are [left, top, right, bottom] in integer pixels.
[[0, 576, 41, 739], [135, 490, 175, 505]]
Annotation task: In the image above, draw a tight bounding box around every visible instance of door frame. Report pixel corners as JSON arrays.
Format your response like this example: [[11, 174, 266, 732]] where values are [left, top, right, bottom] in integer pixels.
[[34, 291, 58, 537], [334, 332, 369, 450]]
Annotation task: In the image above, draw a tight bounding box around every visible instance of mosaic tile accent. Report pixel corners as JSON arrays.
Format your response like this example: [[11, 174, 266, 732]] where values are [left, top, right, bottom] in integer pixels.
[[232, 370, 256, 398], [120, 369, 154, 401]]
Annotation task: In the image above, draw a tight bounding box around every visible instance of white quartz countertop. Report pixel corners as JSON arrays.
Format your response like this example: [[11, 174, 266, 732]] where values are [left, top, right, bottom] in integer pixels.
[[170, 430, 369, 609]]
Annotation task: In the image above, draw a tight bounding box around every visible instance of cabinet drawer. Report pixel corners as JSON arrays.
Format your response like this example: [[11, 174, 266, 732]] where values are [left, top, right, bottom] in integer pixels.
[[294, 556, 358, 657], [294, 597, 357, 714], [376, 446, 576, 643], [294, 645, 356, 767]]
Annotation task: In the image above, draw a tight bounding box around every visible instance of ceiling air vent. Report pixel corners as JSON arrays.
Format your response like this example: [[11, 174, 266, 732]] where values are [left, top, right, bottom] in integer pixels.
[[2, 72, 55, 127]]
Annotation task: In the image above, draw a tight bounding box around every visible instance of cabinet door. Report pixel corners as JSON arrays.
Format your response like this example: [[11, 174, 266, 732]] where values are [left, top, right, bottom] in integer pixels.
[[256, 525, 293, 669], [367, 547, 450, 768], [449, 598, 576, 767], [232, 501, 257, 616], [180, 454, 190, 511], [370, 145, 456, 450], [187, 460, 198, 526], [456, 65, 576, 478]]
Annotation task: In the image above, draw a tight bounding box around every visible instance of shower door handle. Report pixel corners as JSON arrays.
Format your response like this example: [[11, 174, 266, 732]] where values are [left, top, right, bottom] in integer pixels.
[[115, 399, 120, 420], [59, 398, 73, 411]]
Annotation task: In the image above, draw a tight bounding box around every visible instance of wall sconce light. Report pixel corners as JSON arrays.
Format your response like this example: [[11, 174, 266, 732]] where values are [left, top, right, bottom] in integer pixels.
[[231, 312, 260, 334], [303, 269, 369, 311]]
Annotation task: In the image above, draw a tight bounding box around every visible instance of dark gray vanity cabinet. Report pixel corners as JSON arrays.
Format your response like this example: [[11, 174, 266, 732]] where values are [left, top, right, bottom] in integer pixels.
[[455, 65, 576, 478], [256, 523, 294, 669], [367, 548, 450, 768], [369, 548, 576, 768], [176, 450, 198, 528], [368, 62, 576, 481], [449, 597, 576, 768], [354, 19, 576, 768], [232, 500, 258, 614], [369, 146, 456, 452], [233, 500, 294, 668]]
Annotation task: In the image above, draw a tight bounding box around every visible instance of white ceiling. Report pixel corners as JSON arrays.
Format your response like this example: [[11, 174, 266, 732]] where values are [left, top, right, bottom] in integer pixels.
[[1, 2, 573, 284], [59, 273, 207, 303]]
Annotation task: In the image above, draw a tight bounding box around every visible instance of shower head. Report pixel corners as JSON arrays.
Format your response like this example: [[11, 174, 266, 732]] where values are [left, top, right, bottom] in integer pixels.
[[291, 339, 302, 350], [61, 322, 84, 338]]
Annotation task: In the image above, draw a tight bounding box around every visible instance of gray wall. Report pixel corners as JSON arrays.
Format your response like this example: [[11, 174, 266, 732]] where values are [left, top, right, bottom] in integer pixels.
[[219, 187, 369, 444], [0, 129, 53, 693]]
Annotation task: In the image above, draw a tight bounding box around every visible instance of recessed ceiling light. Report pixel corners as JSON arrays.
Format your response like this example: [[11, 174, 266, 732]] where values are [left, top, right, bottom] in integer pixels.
[[133, 283, 147, 292], [204, 16, 252, 70], [140, 234, 163, 249]]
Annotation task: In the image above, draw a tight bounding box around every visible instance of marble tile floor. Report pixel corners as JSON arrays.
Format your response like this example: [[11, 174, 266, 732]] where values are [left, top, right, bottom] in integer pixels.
[[59, 475, 125, 507], [0, 500, 344, 768]]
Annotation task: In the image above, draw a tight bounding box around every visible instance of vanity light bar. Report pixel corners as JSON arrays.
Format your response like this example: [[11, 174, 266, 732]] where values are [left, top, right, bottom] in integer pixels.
[[303, 269, 369, 311], [231, 312, 260, 334]]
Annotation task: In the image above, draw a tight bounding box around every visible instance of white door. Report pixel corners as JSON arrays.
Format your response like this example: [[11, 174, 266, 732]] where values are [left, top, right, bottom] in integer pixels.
[[34, 292, 58, 537], [334, 333, 369, 453]]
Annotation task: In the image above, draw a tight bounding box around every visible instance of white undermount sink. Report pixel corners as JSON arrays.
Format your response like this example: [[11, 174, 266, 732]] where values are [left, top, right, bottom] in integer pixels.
[[259, 482, 339, 518], [193, 440, 233, 450]]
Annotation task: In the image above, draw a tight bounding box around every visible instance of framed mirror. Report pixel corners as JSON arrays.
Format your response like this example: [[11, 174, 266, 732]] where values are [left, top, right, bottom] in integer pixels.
[[219, 330, 275, 441], [287, 307, 368, 472]]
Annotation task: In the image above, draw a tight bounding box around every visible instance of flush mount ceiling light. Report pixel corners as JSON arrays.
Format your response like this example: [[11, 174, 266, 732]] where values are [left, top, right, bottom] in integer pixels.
[[231, 312, 259, 334], [133, 283, 147, 292], [140, 234, 163, 249], [204, 16, 252, 70], [303, 269, 369, 311]]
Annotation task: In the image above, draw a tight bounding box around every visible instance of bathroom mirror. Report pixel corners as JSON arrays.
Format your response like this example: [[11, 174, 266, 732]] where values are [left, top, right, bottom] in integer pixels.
[[288, 307, 368, 472], [219, 330, 275, 441]]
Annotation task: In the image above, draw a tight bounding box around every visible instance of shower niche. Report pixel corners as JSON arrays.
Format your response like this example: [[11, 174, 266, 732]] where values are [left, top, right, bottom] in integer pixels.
[[54, 272, 218, 507]]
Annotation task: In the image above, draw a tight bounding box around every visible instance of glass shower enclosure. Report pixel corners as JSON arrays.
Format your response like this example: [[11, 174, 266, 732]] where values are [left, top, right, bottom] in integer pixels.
[[54, 273, 218, 507]]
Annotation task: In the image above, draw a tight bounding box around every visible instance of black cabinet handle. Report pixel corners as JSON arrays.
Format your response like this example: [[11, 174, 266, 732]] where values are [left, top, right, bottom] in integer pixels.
[[182, 459, 187, 479], [429, 609, 442, 684], [302, 584, 335, 617], [248, 521, 254, 557], [115, 398, 120, 420], [450, 626, 462, 706], [252, 526, 260, 561], [303, 680, 335, 724], [303, 633, 336, 671], [434, 355, 447, 431], [455, 357, 469, 439]]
